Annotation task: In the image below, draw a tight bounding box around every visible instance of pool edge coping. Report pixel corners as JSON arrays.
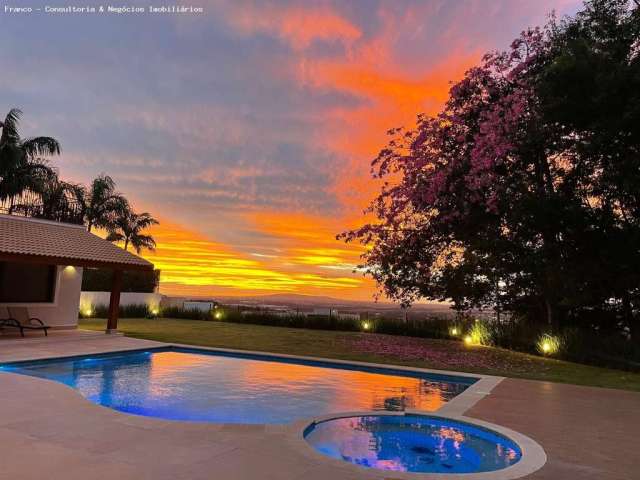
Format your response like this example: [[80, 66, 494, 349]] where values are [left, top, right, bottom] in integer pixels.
[[286, 410, 547, 480]]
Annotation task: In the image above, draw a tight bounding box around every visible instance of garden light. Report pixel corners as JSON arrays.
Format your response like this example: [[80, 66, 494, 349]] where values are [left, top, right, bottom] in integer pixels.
[[450, 327, 459, 336], [150, 308, 159, 316], [464, 335, 473, 345], [83, 307, 93, 317], [536, 333, 560, 356], [214, 311, 223, 320], [362, 321, 371, 331]]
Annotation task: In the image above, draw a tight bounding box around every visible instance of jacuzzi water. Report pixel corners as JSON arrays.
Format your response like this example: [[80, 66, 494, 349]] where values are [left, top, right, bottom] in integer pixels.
[[0, 347, 474, 424], [304, 414, 522, 474]]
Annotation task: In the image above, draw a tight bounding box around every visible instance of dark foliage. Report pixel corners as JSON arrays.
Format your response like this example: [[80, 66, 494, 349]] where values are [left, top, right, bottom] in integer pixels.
[[81, 268, 160, 293], [342, 1, 640, 346]]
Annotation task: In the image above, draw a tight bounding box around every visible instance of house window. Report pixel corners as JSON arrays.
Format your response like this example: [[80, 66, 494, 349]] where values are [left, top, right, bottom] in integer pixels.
[[0, 262, 56, 303]]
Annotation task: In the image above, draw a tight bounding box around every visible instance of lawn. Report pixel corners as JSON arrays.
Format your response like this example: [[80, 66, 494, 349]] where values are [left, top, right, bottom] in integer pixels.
[[80, 317, 640, 391]]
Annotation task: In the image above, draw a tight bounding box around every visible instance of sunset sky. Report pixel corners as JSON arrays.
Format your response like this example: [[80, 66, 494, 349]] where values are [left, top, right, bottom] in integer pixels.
[[1, 0, 581, 300]]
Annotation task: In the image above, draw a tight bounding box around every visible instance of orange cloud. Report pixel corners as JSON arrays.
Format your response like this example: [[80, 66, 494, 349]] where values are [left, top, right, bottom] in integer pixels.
[[136, 219, 374, 299], [223, 3, 361, 50], [297, 51, 479, 212], [115, 2, 543, 302]]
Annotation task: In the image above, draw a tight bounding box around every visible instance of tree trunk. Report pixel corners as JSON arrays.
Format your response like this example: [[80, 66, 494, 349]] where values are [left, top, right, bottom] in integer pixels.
[[630, 320, 640, 344], [623, 294, 638, 343], [534, 150, 561, 330], [544, 297, 556, 328]]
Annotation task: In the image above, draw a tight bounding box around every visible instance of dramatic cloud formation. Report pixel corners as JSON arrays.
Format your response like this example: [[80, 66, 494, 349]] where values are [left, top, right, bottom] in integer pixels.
[[0, 0, 581, 300]]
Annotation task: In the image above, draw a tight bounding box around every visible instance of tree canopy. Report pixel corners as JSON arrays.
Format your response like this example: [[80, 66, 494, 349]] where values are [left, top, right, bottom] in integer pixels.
[[343, 0, 640, 337], [0, 108, 59, 204]]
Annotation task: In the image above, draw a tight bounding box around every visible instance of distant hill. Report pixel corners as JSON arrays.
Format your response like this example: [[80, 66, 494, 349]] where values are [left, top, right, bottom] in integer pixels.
[[219, 293, 373, 306], [211, 292, 455, 319]]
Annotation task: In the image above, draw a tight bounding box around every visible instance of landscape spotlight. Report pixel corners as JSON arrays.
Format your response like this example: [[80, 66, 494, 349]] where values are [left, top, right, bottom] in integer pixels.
[[362, 321, 371, 331], [450, 327, 459, 336], [464, 335, 473, 345], [536, 333, 560, 356], [214, 311, 223, 320]]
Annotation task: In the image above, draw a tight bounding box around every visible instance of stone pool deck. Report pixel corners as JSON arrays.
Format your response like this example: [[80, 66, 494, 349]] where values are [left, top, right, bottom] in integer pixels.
[[0, 331, 638, 480]]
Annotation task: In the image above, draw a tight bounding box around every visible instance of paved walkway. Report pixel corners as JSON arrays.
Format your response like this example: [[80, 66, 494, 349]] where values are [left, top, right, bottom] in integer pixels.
[[0, 330, 163, 363], [467, 378, 640, 480], [0, 331, 637, 479]]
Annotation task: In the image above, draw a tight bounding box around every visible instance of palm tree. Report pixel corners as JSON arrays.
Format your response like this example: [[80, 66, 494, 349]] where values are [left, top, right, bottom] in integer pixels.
[[0, 108, 60, 206], [38, 173, 86, 222], [82, 174, 128, 232], [106, 209, 159, 253]]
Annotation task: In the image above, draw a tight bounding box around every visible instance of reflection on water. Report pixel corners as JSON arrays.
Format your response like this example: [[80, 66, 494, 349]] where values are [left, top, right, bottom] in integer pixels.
[[305, 415, 522, 474], [4, 349, 471, 424]]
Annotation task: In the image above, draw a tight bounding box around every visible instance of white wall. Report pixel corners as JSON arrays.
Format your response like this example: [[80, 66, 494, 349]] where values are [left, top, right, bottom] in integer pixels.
[[0, 265, 83, 329], [160, 296, 185, 309], [80, 291, 162, 313]]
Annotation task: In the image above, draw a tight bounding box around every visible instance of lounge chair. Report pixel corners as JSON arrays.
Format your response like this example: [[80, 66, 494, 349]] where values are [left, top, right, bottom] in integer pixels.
[[2, 307, 50, 337]]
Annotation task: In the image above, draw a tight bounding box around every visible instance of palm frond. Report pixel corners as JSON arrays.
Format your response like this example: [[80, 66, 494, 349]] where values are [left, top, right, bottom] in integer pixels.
[[108, 194, 129, 214], [0, 143, 26, 174], [134, 212, 159, 229], [64, 182, 86, 205], [0, 108, 22, 145], [91, 174, 116, 197], [131, 234, 156, 253], [105, 231, 125, 243], [21, 137, 61, 157]]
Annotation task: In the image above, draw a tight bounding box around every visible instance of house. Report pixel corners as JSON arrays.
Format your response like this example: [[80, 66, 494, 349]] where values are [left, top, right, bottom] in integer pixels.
[[183, 300, 219, 312], [0, 214, 153, 332]]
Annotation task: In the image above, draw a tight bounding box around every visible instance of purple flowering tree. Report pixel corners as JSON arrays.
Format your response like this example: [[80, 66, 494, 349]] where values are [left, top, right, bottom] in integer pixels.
[[343, 0, 640, 334]]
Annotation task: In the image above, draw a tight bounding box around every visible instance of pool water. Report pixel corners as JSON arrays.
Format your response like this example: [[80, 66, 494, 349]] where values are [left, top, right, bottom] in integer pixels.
[[0, 347, 474, 424], [304, 414, 522, 474]]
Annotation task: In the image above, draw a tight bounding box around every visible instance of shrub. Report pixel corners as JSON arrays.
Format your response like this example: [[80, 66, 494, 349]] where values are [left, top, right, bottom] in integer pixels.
[[467, 320, 493, 346], [79, 303, 153, 319], [82, 268, 160, 293], [160, 306, 212, 321]]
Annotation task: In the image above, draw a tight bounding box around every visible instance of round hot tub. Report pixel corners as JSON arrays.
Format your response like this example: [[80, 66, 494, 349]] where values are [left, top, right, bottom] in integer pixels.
[[303, 414, 523, 475]]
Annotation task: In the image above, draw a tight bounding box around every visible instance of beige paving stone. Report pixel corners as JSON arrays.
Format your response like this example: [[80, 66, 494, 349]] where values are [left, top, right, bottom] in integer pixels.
[[467, 378, 640, 480]]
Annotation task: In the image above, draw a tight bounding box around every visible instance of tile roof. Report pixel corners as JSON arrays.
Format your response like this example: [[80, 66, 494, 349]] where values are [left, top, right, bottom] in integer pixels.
[[0, 214, 153, 270]]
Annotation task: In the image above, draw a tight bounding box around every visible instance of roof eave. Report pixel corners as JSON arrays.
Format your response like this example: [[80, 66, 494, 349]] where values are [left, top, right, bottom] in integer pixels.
[[0, 251, 154, 271]]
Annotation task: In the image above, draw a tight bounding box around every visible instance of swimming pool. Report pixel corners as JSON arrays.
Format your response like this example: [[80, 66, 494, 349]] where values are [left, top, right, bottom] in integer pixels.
[[304, 414, 522, 474], [0, 347, 475, 424]]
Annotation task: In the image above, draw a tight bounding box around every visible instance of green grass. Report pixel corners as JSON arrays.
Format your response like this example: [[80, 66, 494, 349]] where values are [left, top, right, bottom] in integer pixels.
[[80, 318, 640, 392]]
